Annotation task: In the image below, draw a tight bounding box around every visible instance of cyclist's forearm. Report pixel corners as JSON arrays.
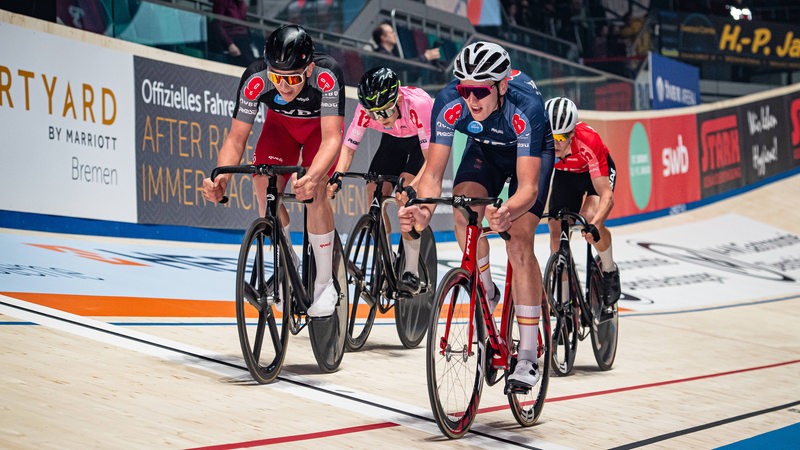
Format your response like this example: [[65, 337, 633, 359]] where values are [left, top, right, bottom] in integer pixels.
[[334, 146, 356, 174], [592, 191, 614, 226], [505, 184, 537, 221], [217, 119, 251, 166], [306, 135, 342, 181]]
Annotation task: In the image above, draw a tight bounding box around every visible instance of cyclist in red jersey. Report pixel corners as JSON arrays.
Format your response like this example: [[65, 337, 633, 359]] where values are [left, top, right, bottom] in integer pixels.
[[202, 24, 345, 317], [545, 96, 620, 306], [329, 67, 433, 295]]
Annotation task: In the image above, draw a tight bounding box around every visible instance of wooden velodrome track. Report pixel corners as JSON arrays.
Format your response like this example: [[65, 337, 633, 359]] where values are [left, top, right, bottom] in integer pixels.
[[2, 173, 799, 449]]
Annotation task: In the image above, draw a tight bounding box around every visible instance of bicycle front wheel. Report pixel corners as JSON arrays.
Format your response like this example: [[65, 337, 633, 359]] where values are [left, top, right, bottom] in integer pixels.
[[506, 295, 551, 427], [543, 252, 578, 376], [426, 268, 483, 439], [236, 218, 290, 384], [395, 226, 438, 348], [343, 215, 379, 351], [589, 259, 618, 370]]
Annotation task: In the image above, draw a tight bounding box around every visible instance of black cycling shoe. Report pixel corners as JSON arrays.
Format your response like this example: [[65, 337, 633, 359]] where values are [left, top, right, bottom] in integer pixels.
[[397, 271, 421, 296], [602, 267, 621, 307]]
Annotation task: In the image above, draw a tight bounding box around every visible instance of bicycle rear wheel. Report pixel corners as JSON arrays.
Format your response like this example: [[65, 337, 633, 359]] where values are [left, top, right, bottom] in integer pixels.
[[507, 296, 551, 427], [236, 218, 290, 384], [395, 226, 438, 348], [426, 268, 483, 439], [588, 259, 618, 370], [343, 215, 379, 351], [543, 252, 578, 376], [308, 232, 348, 372]]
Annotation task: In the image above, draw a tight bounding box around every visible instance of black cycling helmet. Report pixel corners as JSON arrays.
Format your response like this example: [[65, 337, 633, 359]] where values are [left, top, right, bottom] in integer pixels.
[[357, 67, 400, 110], [264, 24, 314, 71]]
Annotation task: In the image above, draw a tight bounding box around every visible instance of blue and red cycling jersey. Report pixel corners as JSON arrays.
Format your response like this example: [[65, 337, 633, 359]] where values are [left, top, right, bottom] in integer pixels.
[[430, 69, 553, 158]]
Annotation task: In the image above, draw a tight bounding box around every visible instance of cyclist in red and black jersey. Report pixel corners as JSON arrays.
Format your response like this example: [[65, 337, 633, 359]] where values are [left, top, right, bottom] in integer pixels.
[[545, 96, 620, 306], [202, 24, 345, 317]]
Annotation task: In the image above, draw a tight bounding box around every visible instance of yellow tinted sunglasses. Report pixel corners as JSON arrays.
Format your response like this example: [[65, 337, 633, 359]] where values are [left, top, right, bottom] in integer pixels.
[[267, 70, 306, 86], [553, 133, 570, 142], [367, 96, 399, 120]]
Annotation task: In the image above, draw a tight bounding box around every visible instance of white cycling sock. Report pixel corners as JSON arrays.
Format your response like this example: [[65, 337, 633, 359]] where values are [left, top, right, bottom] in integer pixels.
[[598, 247, 615, 273], [309, 230, 334, 300], [515, 304, 541, 362], [402, 237, 421, 275], [479, 255, 494, 298]]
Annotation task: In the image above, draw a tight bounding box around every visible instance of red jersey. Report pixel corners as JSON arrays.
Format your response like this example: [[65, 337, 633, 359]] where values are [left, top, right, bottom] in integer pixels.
[[553, 122, 610, 178]]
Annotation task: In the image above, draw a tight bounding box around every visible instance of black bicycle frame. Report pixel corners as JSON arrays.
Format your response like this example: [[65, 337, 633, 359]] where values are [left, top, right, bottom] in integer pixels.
[[553, 212, 599, 326]]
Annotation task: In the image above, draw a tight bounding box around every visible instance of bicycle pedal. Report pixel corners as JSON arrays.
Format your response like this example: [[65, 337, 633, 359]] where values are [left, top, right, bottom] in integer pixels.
[[504, 381, 531, 395], [598, 308, 616, 323]]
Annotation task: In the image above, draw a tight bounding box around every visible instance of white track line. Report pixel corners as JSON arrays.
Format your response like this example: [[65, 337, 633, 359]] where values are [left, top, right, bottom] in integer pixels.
[[0, 294, 571, 450]]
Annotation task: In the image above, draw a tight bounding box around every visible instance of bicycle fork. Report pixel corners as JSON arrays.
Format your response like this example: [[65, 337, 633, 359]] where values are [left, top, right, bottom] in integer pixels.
[[438, 226, 509, 369]]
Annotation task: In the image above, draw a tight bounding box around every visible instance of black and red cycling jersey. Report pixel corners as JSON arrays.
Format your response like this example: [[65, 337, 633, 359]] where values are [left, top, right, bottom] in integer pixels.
[[231, 53, 346, 123], [229, 53, 345, 169]]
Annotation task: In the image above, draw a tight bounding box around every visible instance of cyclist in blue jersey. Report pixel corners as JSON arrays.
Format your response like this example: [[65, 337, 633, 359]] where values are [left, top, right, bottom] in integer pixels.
[[398, 41, 555, 391]]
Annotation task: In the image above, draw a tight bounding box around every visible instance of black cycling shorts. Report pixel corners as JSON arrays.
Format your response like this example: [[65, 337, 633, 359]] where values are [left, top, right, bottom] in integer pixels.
[[548, 155, 616, 217], [453, 139, 554, 218], [367, 134, 425, 177]]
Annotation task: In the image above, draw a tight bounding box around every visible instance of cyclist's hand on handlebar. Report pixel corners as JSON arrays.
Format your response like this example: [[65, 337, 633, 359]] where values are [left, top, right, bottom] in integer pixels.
[[583, 223, 601, 244], [293, 172, 317, 201], [202, 175, 228, 204], [394, 181, 415, 207], [485, 204, 511, 233], [398, 205, 430, 234], [326, 175, 341, 199]]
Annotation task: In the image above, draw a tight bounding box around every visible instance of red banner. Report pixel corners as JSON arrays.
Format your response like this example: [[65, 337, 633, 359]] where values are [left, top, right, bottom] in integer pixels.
[[585, 115, 701, 218]]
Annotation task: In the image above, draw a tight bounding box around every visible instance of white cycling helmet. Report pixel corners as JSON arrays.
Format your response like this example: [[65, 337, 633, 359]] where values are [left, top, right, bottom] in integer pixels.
[[545, 97, 578, 134], [453, 41, 511, 82]]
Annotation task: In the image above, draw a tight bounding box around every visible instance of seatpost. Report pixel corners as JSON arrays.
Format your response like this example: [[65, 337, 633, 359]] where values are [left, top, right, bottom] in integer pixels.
[[266, 174, 279, 220]]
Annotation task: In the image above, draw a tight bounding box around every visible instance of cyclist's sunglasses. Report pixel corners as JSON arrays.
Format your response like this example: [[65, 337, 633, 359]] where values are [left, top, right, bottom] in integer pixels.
[[553, 133, 570, 142], [367, 97, 399, 120], [456, 84, 494, 100], [267, 70, 306, 86]]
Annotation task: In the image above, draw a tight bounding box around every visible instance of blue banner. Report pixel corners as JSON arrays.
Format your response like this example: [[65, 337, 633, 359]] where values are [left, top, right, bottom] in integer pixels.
[[650, 52, 700, 109]]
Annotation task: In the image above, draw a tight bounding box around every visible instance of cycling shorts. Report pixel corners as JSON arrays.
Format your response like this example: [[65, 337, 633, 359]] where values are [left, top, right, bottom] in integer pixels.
[[253, 111, 338, 181], [367, 134, 425, 177], [548, 155, 616, 216], [454, 139, 553, 218]]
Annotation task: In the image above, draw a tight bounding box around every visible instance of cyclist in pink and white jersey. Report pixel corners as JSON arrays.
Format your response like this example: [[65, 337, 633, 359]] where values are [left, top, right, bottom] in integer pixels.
[[329, 67, 433, 295]]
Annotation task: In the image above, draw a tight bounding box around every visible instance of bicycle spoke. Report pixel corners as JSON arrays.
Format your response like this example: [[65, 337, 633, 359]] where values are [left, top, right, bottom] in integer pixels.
[[343, 216, 378, 351]]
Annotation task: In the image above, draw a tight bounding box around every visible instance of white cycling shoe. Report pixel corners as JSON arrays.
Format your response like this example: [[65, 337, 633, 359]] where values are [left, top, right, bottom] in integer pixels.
[[306, 281, 338, 317], [507, 359, 541, 389]]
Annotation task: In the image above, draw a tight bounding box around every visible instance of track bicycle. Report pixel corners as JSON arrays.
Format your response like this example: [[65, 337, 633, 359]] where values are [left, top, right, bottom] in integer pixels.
[[329, 172, 438, 350], [542, 208, 618, 376], [406, 194, 551, 439], [211, 164, 348, 384]]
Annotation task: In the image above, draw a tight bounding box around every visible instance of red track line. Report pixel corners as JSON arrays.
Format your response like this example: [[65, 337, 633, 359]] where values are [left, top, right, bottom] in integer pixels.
[[187, 422, 398, 449], [478, 358, 800, 414], [185, 359, 799, 448]]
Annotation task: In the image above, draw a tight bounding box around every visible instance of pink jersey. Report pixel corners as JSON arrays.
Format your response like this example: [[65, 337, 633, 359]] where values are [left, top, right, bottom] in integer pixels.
[[343, 85, 433, 152]]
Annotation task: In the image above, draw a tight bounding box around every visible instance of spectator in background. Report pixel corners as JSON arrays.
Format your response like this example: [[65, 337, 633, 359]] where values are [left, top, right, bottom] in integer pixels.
[[210, 0, 257, 66], [618, 12, 651, 75], [372, 22, 442, 65]]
